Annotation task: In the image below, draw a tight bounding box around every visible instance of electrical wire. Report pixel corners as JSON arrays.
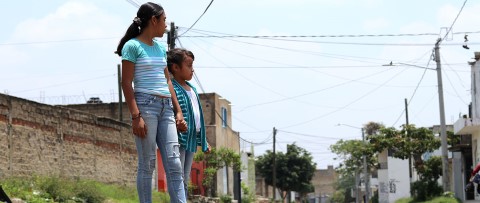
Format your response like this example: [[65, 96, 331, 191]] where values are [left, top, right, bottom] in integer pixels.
[[391, 51, 434, 127], [440, 0, 468, 44], [178, 0, 215, 36], [12, 74, 116, 94], [280, 66, 409, 129]]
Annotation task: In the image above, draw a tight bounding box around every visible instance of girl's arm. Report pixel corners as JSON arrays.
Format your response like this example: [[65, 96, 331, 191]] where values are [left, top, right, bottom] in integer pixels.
[[165, 67, 187, 132], [122, 60, 147, 137]]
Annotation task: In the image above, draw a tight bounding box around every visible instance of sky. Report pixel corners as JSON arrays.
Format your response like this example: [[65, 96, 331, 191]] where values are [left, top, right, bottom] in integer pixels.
[[1, 0, 479, 169]]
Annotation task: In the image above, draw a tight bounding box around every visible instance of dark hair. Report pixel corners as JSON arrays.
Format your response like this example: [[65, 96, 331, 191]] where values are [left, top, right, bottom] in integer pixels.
[[115, 2, 164, 56], [167, 48, 195, 73]]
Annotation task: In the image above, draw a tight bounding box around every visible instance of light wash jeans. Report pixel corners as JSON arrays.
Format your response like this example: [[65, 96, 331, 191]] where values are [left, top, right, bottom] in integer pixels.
[[134, 93, 186, 203], [179, 148, 195, 198]]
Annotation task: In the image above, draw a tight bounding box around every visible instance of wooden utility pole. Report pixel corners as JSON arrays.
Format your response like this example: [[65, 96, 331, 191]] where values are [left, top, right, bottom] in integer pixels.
[[272, 127, 277, 201], [168, 22, 176, 50], [117, 64, 123, 121]]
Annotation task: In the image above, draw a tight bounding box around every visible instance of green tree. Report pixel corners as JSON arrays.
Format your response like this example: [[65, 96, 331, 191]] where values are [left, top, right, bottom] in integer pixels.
[[368, 124, 440, 170], [194, 147, 242, 197], [256, 143, 316, 201]]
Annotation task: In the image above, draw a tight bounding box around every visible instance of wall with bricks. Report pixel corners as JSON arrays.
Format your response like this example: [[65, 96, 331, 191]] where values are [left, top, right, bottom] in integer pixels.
[[0, 93, 137, 185]]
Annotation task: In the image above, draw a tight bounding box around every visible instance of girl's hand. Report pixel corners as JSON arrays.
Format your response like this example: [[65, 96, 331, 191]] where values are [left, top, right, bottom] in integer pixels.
[[132, 116, 147, 138], [205, 143, 211, 154], [176, 112, 188, 132]]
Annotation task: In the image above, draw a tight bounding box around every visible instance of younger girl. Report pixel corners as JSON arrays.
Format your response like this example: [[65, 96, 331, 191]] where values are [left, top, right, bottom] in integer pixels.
[[167, 48, 210, 197]]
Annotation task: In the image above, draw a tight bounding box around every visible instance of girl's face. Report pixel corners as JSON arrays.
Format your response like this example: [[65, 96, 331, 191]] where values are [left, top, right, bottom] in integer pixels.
[[152, 13, 167, 37], [175, 54, 194, 81]]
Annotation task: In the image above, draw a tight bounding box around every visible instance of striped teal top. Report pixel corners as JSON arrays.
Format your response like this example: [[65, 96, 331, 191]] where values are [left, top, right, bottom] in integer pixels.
[[172, 80, 208, 153], [121, 38, 170, 97]]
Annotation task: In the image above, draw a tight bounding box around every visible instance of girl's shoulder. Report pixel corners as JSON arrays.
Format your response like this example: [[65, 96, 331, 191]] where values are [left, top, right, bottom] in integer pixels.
[[124, 38, 141, 47], [153, 39, 167, 52]]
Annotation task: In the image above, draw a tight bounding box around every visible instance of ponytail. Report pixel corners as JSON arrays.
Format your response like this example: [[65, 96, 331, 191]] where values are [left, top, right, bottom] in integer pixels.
[[115, 2, 164, 56], [115, 22, 141, 56]]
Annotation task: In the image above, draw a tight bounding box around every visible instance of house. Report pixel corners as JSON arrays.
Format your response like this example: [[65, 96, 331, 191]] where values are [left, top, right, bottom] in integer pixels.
[[453, 52, 480, 201]]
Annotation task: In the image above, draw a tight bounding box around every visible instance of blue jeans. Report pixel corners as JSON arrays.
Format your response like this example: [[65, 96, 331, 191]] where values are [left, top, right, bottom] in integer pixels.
[[134, 93, 186, 203], [179, 148, 195, 198]]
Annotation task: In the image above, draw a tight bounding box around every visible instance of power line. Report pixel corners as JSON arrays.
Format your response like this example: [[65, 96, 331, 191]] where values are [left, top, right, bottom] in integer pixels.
[[12, 74, 116, 94], [277, 130, 356, 140], [239, 67, 397, 112], [440, 0, 468, 44], [391, 52, 434, 127], [181, 27, 480, 38], [280, 67, 409, 129], [178, 0, 215, 36]]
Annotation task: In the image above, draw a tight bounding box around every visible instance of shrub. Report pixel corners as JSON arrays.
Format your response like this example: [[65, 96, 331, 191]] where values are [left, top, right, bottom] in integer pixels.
[[411, 180, 442, 201], [220, 195, 232, 203]]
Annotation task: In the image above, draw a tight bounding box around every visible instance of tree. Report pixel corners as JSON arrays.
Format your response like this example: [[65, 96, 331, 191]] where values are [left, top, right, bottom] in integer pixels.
[[194, 147, 242, 197], [368, 124, 440, 170], [256, 143, 316, 201]]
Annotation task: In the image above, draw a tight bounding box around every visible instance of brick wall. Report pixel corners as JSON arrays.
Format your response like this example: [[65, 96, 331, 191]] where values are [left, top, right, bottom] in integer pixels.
[[0, 94, 137, 185]]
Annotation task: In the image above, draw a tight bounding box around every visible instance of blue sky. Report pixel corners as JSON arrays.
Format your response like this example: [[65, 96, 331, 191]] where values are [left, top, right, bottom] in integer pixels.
[[2, 0, 479, 169]]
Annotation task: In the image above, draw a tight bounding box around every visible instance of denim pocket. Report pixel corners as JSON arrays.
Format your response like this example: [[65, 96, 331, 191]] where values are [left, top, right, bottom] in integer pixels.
[[135, 93, 155, 106]]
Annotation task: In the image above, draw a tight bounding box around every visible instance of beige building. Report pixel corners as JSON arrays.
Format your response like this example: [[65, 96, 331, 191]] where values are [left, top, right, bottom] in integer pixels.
[[311, 165, 337, 196], [199, 93, 241, 197]]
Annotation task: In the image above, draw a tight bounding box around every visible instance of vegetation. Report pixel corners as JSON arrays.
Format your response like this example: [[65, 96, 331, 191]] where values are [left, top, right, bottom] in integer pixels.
[[330, 122, 450, 202], [255, 143, 316, 201], [194, 147, 242, 197], [0, 175, 169, 203], [396, 195, 461, 203], [240, 182, 256, 203]]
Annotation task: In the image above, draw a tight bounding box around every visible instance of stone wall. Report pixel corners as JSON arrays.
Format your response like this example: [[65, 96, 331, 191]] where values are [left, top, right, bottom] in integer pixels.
[[0, 94, 137, 185]]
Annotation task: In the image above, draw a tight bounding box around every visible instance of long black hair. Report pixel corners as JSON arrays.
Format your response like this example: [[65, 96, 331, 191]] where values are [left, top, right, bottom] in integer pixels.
[[116, 2, 164, 56]]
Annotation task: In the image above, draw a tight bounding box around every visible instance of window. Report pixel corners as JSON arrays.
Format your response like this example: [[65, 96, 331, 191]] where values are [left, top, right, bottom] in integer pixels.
[[221, 107, 227, 128]]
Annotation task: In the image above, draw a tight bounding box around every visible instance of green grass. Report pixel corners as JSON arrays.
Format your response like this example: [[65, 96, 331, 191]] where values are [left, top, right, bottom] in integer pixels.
[[396, 196, 461, 203], [0, 176, 169, 203]]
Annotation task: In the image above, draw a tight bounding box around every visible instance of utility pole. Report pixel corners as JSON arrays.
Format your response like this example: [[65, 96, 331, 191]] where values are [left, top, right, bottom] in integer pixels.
[[362, 128, 369, 203], [117, 64, 123, 122], [272, 127, 277, 201], [168, 22, 176, 50], [405, 98, 412, 180], [434, 38, 450, 191]]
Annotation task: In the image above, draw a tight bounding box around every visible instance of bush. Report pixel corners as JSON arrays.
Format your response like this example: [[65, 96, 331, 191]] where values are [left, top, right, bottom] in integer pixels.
[[240, 182, 255, 203], [411, 180, 443, 201], [220, 195, 233, 203], [1, 175, 171, 203]]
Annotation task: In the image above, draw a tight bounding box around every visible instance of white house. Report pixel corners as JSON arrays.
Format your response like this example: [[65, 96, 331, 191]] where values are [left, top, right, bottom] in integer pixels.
[[452, 52, 480, 201]]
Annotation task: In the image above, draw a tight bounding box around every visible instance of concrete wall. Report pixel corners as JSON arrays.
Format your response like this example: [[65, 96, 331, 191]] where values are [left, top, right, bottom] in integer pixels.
[[0, 93, 137, 185], [377, 150, 410, 203]]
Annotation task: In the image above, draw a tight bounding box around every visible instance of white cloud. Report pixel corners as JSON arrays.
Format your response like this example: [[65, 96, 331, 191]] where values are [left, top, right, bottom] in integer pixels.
[[9, 1, 121, 44]]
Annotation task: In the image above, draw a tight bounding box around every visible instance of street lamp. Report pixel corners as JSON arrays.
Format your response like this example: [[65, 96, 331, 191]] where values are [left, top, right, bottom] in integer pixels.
[[383, 43, 450, 191], [337, 124, 369, 203]]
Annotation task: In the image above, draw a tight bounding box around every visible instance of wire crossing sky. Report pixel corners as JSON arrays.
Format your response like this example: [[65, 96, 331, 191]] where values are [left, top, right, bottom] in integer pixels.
[[1, 0, 478, 169]]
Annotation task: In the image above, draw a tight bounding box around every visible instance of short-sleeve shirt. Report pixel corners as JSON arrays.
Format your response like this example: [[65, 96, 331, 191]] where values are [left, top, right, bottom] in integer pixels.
[[121, 38, 170, 97]]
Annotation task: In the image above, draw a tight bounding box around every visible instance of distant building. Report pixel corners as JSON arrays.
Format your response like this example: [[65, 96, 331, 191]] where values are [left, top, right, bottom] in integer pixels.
[[308, 165, 337, 202]]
